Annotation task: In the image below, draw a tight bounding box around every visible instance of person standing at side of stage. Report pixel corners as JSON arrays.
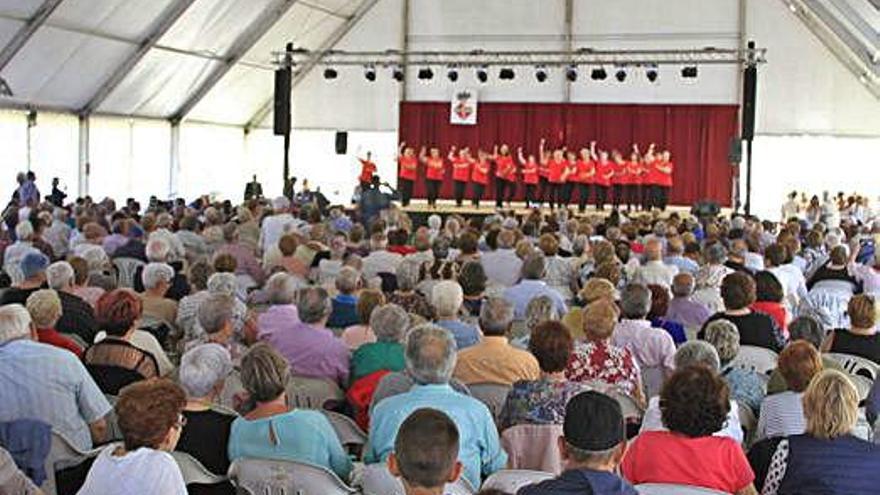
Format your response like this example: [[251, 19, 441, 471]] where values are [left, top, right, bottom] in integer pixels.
[[518, 147, 540, 209], [471, 149, 491, 208], [576, 146, 595, 214], [397, 142, 418, 207], [421, 146, 446, 209], [450, 146, 472, 208]]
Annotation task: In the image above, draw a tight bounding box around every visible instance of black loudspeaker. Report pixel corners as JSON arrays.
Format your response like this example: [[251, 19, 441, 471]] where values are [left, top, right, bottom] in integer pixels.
[[273, 69, 291, 136], [335, 131, 348, 154], [728, 138, 742, 164], [741, 65, 757, 140]]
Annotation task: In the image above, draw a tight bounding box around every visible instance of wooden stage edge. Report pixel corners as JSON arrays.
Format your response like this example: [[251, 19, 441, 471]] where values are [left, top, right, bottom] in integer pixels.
[[399, 200, 733, 219]]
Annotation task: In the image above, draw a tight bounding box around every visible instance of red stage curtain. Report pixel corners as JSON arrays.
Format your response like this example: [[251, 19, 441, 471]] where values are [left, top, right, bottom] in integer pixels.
[[397, 102, 738, 206]]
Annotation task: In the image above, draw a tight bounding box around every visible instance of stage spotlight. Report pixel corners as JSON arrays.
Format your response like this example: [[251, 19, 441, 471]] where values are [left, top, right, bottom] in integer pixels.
[[646, 67, 658, 83], [681, 66, 698, 78], [499, 68, 515, 80], [392, 67, 404, 82], [323, 68, 338, 80], [615, 68, 627, 82], [476, 68, 488, 83], [447, 68, 459, 82], [417, 67, 434, 80], [364, 66, 376, 82], [565, 65, 578, 82], [535, 67, 547, 82], [591, 67, 607, 80]]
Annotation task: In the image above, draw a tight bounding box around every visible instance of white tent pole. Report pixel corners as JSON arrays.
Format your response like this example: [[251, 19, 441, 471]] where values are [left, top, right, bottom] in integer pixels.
[[80, 0, 198, 115], [563, 0, 573, 102], [0, 0, 65, 72], [78, 116, 89, 197], [400, 0, 410, 102], [170, 122, 180, 199], [170, 0, 303, 124], [243, 0, 382, 132]]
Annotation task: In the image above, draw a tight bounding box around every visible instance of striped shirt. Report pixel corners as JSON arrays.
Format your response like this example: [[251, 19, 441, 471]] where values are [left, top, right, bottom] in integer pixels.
[[757, 391, 806, 441]]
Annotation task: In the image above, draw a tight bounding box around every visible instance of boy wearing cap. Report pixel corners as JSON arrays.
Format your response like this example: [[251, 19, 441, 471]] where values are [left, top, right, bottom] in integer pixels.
[[388, 408, 463, 495], [518, 391, 638, 495]]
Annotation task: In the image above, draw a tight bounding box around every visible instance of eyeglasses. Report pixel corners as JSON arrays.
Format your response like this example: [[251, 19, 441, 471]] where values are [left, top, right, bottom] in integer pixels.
[[174, 414, 188, 429]]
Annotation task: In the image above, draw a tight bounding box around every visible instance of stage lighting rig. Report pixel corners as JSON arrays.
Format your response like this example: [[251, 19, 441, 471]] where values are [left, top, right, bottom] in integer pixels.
[[417, 67, 434, 80], [615, 68, 627, 82], [565, 65, 578, 82], [590, 67, 607, 80], [646, 66, 658, 83], [447, 68, 459, 82], [681, 66, 698, 78], [364, 66, 376, 81], [323, 68, 338, 80], [535, 67, 547, 82], [391, 67, 404, 82], [476, 67, 488, 83], [499, 68, 515, 80]]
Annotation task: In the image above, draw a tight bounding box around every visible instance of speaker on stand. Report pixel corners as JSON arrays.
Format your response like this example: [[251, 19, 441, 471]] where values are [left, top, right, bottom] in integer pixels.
[[742, 41, 758, 216], [274, 43, 294, 190]]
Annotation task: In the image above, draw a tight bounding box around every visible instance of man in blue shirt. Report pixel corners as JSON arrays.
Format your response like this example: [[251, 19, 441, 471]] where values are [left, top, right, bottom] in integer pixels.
[[503, 253, 567, 320], [518, 391, 638, 495], [367, 324, 506, 489]]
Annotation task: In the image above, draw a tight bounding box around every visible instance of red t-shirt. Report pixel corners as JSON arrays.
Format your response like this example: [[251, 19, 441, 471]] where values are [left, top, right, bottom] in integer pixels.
[[538, 161, 550, 179], [627, 161, 643, 186], [471, 159, 491, 185], [398, 156, 417, 181], [561, 160, 578, 183], [451, 157, 471, 182], [611, 160, 628, 185], [658, 160, 674, 187], [575, 160, 594, 184], [37, 328, 83, 358], [522, 161, 539, 184], [643, 159, 664, 185], [594, 160, 613, 187], [358, 160, 377, 183], [425, 157, 445, 181], [495, 155, 515, 181], [547, 159, 566, 183], [621, 430, 754, 494]]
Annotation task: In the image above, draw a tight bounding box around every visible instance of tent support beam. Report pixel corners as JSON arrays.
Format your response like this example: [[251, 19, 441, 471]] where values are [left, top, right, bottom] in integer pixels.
[[0, 0, 65, 73], [400, 0, 410, 102], [169, 122, 180, 198], [170, 0, 302, 124], [80, 0, 198, 115], [563, 0, 573, 102], [244, 0, 382, 132], [78, 116, 89, 197]]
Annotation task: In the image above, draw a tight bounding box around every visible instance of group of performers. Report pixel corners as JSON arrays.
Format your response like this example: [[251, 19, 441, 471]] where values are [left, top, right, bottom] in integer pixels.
[[360, 140, 674, 212]]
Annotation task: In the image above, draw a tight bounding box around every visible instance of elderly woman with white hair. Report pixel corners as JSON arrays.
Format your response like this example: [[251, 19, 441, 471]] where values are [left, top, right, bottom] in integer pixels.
[[703, 319, 766, 414], [387, 257, 434, 320], [2, 220, 39, 282], [432, 280, 481, 350], [25, 288, 83, 357], [133, 235, 191, 300], [178, 271, 254, 347], [175, 343, 237, 479], [42, 260, 101, 344], [255, 272, 301, 342], [139, 262, 179, 334]]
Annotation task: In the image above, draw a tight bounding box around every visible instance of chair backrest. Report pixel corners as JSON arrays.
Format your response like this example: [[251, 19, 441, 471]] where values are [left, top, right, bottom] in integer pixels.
[[799, 288, 851, 330], [636, 483, 730, 494], [737, 402, 757, 448], [729, 345, 778, 376], [41, 432, 107, 495], [500, 424, 563, 474], [286, 375, 345, 410], [113, 257, 144, 288], [641, 366, 665, 398], [228, 458, 356, 495], [321, 410, 367, 449], [482, 469, 554, 493], [605, 389, 645, 422], [466, 383, 512, 422], [824, 352, 880, 381], [218, 369, 246, 412], [848, 373, 873, 402], [170, 451, 228, 486], [360, 463, 474, 495]]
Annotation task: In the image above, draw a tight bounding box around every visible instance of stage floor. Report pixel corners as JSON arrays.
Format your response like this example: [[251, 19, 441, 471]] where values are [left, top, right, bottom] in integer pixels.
[[399, 199, 723, 219]]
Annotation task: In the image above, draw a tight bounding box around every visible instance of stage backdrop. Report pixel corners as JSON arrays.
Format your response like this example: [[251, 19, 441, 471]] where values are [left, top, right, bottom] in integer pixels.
[[398, 102, 739, 207]]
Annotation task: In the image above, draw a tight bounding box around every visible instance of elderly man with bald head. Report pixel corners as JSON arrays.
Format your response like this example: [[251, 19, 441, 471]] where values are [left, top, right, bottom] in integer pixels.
[[632, 238, 678, 289]]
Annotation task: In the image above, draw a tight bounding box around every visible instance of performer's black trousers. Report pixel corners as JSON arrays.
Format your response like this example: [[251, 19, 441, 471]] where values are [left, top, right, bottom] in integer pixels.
[[400, 179, 413, 206], [426, 180, 441, 206], [453, 181, 467, 206]]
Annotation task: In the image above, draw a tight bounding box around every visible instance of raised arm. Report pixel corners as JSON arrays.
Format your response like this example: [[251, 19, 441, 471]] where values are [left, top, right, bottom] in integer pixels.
[[418, 146, 427, 163], [447, 145, 457, 161], [398, 141, 406, 157], [539, 139, 548, 163], [517, 146, 526, 165]]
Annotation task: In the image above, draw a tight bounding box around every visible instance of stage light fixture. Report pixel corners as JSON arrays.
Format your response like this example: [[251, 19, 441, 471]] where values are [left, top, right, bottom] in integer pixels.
[[476, 68, 488, 83], [615, 68, 627, 82], [447, 68, 459, 82], [364, 66, 376, 82], [590, 67, 607, 80], [565, 65, 578, 82], [681, 66, 698, 78], [646, 67, 658, 83], [417, 67, 434, 80], [391, 67, 404, 82], [535, 67, 547, 82], [499, 68, 515, 80], [323, 68, 338, 80]]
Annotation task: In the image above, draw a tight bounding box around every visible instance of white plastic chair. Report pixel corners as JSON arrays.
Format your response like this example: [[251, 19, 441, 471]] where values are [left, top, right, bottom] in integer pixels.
[[636, 483, 730, 494], [606, 389, 645, 423], [171, 451, 228, 486], [360, 463, 474, 495], [824, 353, 880, 381], [321, 410, 367, 449], [112, 257, 144, 288], [481, 469, 554, 493], [467, 383, 512, 423], [40, 432, 109, 495], [729, 346, 778, 376], [738, 402, 757, 448], [500, 424, 563, 474], [798, 285, 852, 330], [287, 375, 345, 410], [848, 374, 873, 402], [228, 458, 356, 495]]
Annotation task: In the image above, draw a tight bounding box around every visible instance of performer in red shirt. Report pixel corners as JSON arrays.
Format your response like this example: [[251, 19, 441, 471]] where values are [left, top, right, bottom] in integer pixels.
[[397, 142, 417, 207], [655, 150, 674, 211], [611, 150, 628, 211], [449, 146, 471, 207], [358, 151, 377, 190], [541, 139, 567, 210], [593, 148, 614, 211], [493, 144, 516, 208], [640, 143, 658, 211], [504, 145, 518, 204], [575, 146, 595, 213], [517, 147, 540, 208], [471, 149, 491, 208], [561, 151, 578, 209], [537, 142, 551, 208], [420, 146, 445, 208], [626, 149, 643, 212]]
